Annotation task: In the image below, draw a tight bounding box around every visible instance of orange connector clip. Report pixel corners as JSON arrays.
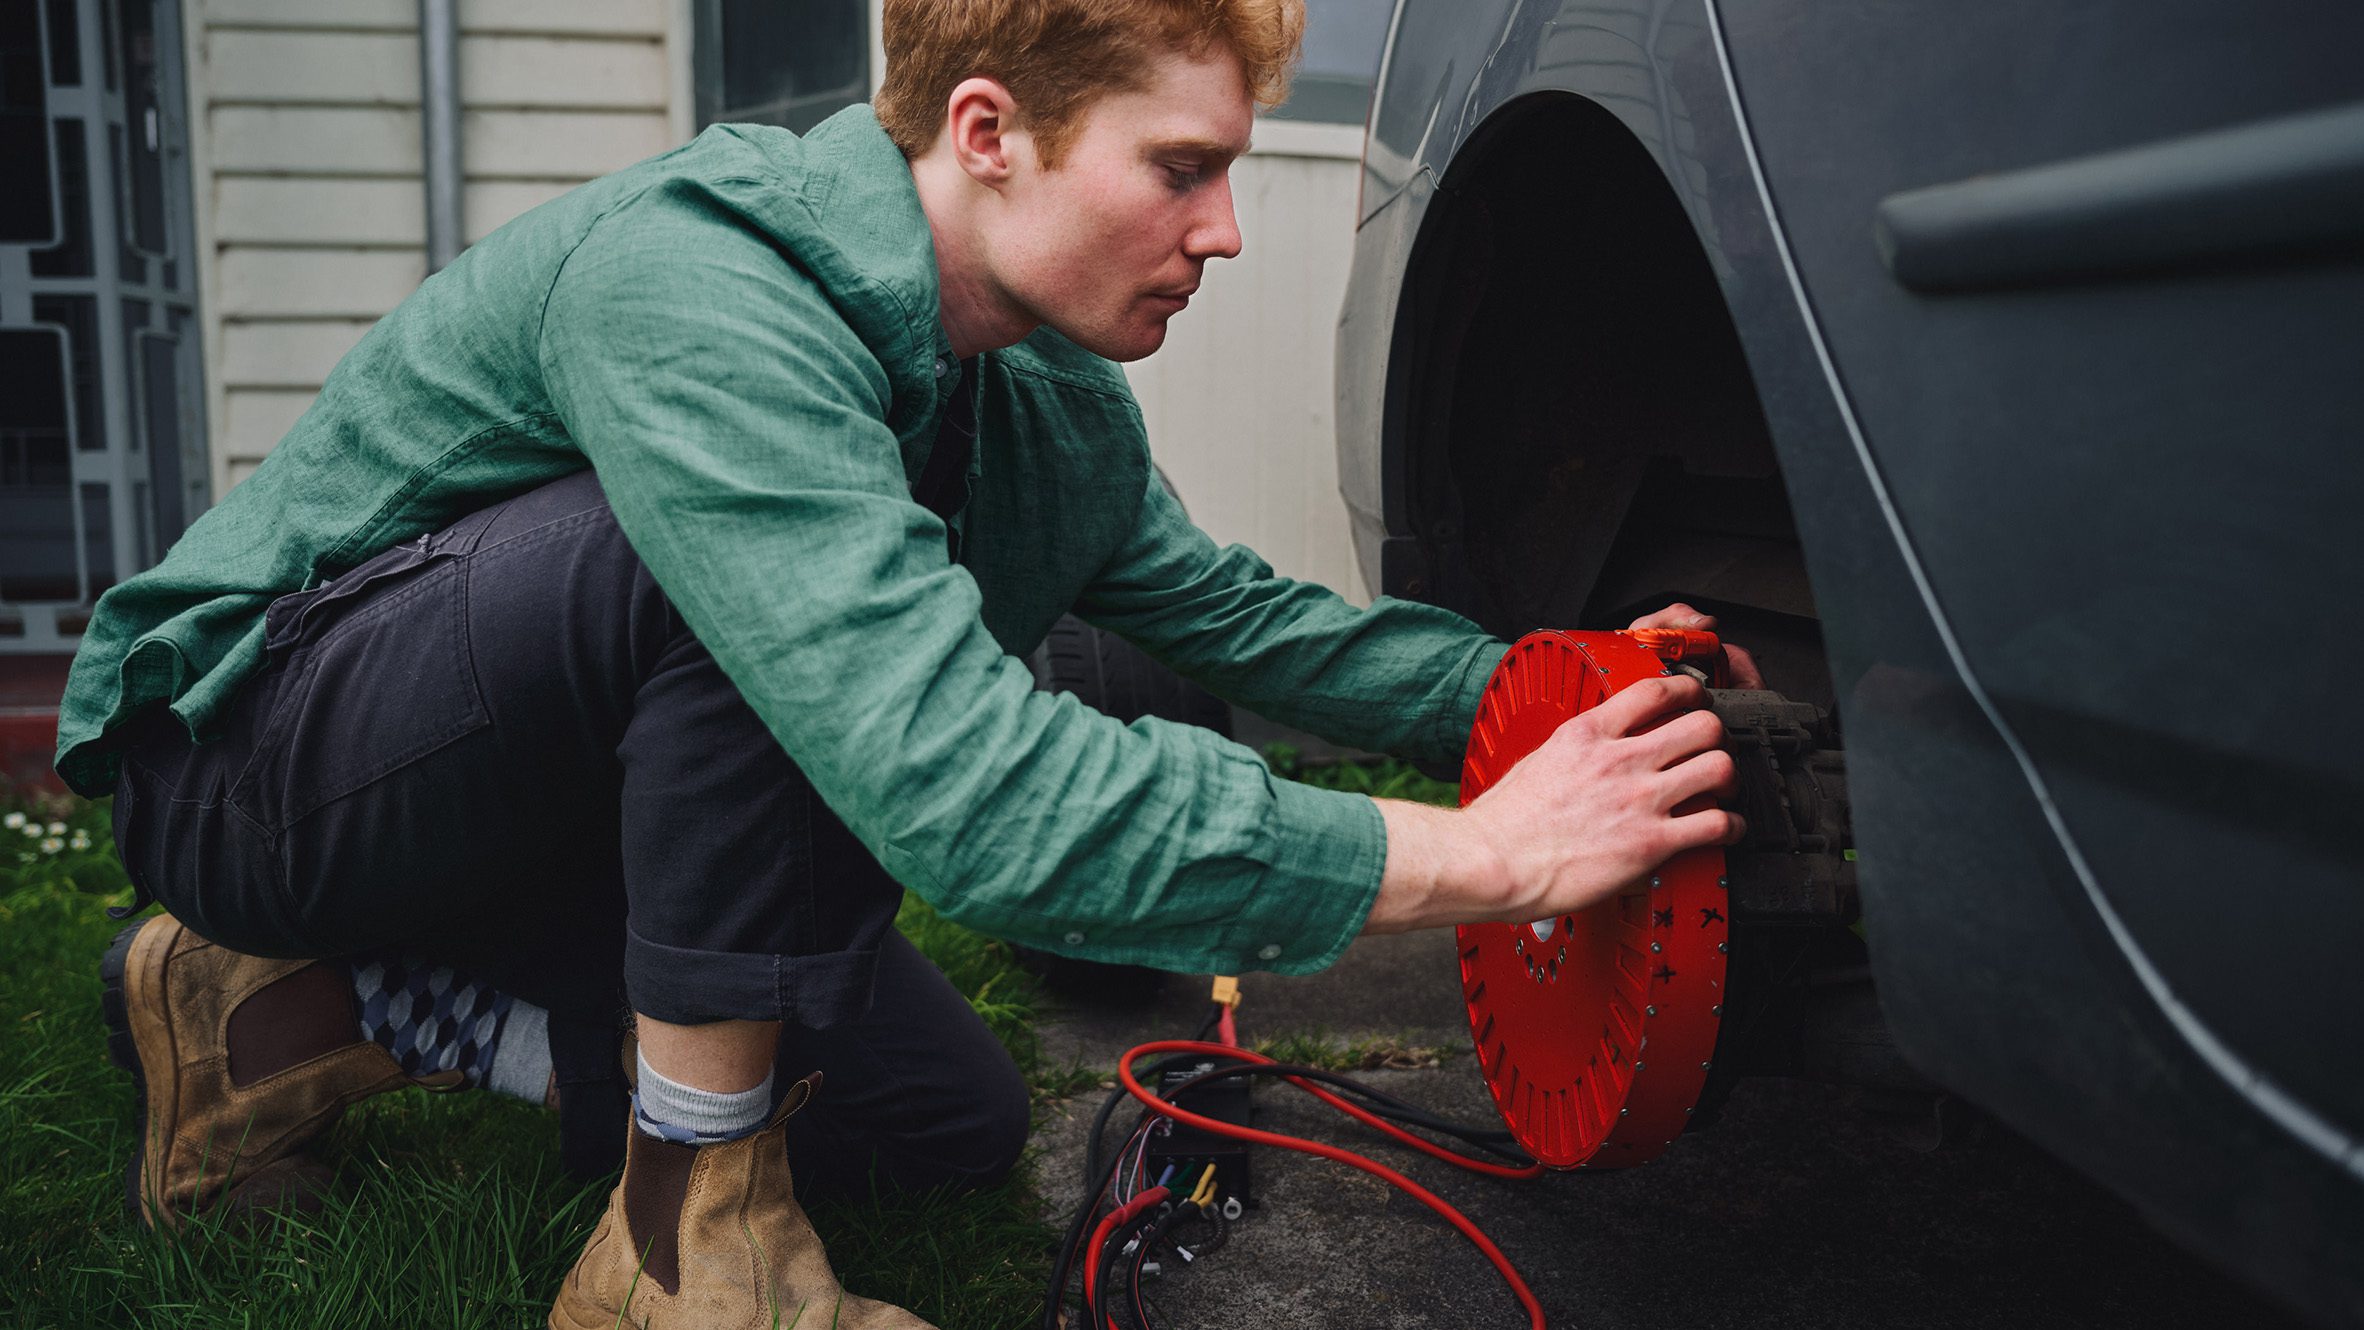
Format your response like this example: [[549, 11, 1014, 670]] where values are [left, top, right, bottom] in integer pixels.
[[1620, 628, 1729, 687]]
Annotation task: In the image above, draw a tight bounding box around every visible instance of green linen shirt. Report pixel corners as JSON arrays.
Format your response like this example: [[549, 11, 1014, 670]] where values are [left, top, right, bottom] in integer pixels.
[[54, 106, 1507, 976]]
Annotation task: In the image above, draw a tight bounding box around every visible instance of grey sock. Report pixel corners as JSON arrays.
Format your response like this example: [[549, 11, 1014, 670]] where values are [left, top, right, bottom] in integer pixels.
[[482, 999, 552, 1105], [631, 1046, 774, 1145]]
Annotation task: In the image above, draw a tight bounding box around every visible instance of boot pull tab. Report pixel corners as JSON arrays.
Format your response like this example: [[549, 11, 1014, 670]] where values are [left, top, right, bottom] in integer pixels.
[[770, 1070, 824, 1125]]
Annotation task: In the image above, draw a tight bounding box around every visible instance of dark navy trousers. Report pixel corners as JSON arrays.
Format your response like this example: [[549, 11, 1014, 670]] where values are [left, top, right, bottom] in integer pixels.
[[108, 469, 1028, 1193]]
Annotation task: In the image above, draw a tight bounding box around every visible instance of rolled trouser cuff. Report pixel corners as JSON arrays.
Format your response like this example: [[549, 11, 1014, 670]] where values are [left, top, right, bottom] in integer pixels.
[[623, 922, 882, 1029]]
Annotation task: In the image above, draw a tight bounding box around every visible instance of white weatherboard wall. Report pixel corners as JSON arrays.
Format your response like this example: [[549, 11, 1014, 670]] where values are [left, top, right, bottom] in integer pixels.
[[183, 0, 694, 496], [187, 0, 1367, 602], [1122, 118, 1371, 604]]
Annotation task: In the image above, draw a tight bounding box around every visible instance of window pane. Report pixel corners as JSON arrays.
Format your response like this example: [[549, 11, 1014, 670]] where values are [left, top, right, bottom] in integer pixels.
[[122, 298, 151, 443], [33, 295, 106, 452], [1266, 0, 1392, 124], [714, 0, 866, 133], [100, 0, 118, 92], [82, 483, 115, 600], [30, 118, 92, 276], [45, 0, 80, 88], [142, 331, 188, 551], [119, 0, 165, 253], [0, 331, 81, 602], [1, 3, 55, 242], [109, 123, 145, 282]]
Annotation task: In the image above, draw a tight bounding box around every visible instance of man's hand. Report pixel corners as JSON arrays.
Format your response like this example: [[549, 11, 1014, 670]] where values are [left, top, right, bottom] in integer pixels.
[[1364, 674, 1744, 935], [1622, 601, 1764, 690]]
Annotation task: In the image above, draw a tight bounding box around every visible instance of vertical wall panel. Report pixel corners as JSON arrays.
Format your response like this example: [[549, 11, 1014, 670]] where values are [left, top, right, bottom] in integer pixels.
[[184, 0, 685, 488], [1124, 141, 1368, 602]]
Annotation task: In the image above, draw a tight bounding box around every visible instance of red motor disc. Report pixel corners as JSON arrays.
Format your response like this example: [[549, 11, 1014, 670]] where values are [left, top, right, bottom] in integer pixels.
[[1457, 630, 1730, 1169]]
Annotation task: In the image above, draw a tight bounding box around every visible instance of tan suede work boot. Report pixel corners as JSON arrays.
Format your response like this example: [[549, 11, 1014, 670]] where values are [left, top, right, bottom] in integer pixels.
[[549, 1073, 937, 1330], [99, 913, 444, 1230]]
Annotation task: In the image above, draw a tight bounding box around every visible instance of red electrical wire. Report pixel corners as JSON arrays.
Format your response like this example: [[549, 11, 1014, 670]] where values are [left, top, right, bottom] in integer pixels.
[[1083, 1185, 1170, 1330], [1118, 1039, 1548, 1329]]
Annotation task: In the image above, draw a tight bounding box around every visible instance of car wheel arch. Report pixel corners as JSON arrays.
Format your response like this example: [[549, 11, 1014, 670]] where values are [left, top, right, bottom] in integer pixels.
[[1380, 91, 1832, 702]]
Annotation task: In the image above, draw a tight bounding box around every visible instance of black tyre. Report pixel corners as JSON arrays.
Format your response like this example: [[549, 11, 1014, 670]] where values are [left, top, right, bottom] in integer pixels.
[[1025, 616, 1232, 734]]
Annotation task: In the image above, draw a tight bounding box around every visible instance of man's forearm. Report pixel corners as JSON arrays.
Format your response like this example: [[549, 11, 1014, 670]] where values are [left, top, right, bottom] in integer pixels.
[[1364, 798, 1513, 934]]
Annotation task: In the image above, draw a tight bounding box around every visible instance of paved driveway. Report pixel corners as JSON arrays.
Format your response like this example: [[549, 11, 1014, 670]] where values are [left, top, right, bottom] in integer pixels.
[[1032, 931, 2310, 1329]]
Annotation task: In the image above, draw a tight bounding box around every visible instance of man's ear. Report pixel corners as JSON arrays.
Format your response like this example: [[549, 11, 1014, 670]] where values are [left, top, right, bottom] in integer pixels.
[[944, 76, 1024, 187]]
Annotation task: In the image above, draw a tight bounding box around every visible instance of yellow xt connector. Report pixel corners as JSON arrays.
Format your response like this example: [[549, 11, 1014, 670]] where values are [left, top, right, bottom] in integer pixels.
[[1209, 975, 1241, 1009]]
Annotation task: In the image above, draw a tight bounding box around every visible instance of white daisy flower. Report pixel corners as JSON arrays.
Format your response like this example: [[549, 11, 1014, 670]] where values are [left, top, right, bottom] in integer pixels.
[[70, 834, 92, 851], [40, 837, 64, 854], [2, 811, 23, 829], [46, 821, 66, 835]]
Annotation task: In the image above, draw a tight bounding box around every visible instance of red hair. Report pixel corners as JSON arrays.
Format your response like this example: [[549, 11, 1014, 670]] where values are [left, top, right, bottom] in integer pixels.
[[874, 0, 1305, 165]]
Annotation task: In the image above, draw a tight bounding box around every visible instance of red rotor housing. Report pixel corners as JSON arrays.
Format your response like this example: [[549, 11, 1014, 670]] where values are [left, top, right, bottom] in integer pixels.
[[1457, 629, 1732, 1169]]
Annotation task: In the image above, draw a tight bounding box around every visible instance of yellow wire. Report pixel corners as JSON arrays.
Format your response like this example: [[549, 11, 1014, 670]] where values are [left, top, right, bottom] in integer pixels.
[[1190, 1163, 1218, 1208]]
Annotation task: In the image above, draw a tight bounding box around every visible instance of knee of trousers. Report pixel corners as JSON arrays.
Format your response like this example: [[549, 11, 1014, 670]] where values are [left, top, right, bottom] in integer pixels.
[[960, 1055, 1033, 1189], [796, 1044, 1031, 1200], [874, 1043, 1031, 1196]]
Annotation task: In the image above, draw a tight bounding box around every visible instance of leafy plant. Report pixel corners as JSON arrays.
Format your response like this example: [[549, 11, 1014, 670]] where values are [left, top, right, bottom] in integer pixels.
[[1261, 744, 1460, 807]]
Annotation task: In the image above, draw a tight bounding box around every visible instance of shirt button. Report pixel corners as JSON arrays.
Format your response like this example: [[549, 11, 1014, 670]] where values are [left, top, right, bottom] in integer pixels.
[[1064, 931, 1086, 946], [1257, 944, 1282, 961], [933, 357, 949, 378]]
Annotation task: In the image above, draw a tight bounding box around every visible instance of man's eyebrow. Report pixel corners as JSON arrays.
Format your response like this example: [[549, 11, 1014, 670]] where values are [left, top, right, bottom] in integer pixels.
[[1148, 135, 1251, 161]]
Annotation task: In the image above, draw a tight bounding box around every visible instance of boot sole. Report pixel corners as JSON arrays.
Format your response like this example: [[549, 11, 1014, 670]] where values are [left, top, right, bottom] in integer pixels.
[[99, 918, 156, 1223]]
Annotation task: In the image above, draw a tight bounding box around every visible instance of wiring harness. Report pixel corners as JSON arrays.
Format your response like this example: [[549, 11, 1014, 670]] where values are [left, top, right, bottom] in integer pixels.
[[1043, 983, 1553, 1330]]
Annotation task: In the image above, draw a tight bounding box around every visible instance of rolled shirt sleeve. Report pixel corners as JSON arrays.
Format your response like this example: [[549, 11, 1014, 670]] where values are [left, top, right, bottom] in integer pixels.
[[538, 187, 1385, 975]]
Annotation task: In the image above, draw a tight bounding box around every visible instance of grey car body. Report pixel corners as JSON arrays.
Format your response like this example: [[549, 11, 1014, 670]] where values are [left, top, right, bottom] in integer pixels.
[[1332, 1, 2364, 1321]]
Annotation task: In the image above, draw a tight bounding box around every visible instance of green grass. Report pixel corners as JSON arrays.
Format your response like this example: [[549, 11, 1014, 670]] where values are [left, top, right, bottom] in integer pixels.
[[0, 793, 1059, 1329], [0, 751, 1449, 1327]]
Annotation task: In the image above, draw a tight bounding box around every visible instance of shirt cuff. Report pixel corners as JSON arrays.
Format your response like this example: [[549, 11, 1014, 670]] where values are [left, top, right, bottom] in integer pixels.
[[1429, 639, 1509, 768], [1222, 776, 1389, 976]]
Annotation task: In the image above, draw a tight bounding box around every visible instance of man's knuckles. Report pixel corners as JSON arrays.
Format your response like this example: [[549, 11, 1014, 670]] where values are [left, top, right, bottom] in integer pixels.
[[1629, 707, 1722, 763], [1588, 675, 1706, 736], [1659, 807, 1746, 855]]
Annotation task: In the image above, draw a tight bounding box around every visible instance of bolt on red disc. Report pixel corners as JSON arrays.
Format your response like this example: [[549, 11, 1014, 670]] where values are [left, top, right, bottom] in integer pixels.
[[1457, 630, 1730, 1169]]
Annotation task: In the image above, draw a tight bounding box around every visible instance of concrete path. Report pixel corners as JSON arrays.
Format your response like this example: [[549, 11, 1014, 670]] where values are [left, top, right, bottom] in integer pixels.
[[1029, 930, 2306, 1329]]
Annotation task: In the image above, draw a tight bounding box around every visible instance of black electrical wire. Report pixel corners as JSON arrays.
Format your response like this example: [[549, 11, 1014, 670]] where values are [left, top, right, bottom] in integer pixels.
[[1153, 1058, 1537, 1165], [1266, 1065, 1525, 1151], [1045, 1054, 1210, 1330], [1051, 1053, 1526, 1327], [1133, 1200, 1196, 1330], [1190, 1205, 1227, 1255], [1045, 1048, 1537, 1329], [1090, 1202, 1170, 1330], [1049, 1121, 1136, 1330]]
